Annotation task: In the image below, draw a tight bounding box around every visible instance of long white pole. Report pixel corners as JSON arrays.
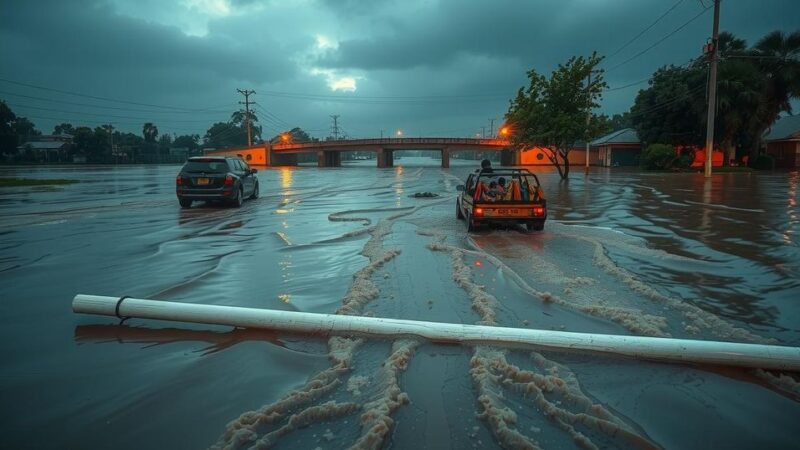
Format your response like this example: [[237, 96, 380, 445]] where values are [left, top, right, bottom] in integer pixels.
[[73, 295, 800, 371], [704, 0, 721, 177]]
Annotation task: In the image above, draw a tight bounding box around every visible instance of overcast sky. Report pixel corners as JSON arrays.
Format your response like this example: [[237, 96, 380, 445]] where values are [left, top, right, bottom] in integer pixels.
[[1, 0, 797, 140]]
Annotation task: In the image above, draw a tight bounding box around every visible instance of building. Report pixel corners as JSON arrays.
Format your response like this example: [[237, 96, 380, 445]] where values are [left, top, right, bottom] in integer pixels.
[[765, 115, 800, 169], [590, 128, 641, 167], [16, 134, 73, 162]]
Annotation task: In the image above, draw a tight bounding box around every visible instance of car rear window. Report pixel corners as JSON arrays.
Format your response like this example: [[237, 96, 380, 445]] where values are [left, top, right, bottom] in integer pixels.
[[183, 160, 229, 173]]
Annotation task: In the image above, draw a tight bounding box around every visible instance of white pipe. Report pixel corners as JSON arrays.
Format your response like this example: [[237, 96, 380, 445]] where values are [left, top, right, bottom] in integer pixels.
[[72, 294, 800, 371]]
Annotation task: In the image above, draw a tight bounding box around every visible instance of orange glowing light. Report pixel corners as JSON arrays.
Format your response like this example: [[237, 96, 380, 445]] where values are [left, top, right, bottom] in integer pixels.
[[474, 260, 482, 267], [280, 133, 291, 142], [500, 126, 510, 136]]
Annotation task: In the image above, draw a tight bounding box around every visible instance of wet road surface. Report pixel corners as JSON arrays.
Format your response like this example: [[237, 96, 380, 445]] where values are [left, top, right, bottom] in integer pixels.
[[1, 160, 798, 449]]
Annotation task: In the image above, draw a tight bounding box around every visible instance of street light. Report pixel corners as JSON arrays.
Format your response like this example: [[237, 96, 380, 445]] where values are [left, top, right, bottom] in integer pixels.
[[500, 126, 510, 137], [396, 129, 403, 137], [280, 132, 291, 143]]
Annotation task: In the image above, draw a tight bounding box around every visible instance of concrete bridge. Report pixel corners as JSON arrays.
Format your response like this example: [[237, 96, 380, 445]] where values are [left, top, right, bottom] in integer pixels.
[[204, 137, 518, 168], [272, 137, 513, 168]]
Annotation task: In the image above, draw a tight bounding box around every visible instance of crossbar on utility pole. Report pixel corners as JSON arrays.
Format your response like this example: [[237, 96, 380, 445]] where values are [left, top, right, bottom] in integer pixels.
[[704, 0, 720, 178], [237, 89, 256, 147]]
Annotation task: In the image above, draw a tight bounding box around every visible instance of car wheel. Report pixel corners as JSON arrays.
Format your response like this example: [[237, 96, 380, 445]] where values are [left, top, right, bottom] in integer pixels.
[[527, 221, 544, 232], [179, 198, 192, 208], [232, 187, 243, 208], [456, 199, 464, 219], [250, 181, 259, 199]]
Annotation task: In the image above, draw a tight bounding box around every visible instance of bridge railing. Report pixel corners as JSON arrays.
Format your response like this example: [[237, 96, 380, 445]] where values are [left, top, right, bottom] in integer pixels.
[[272, 137, 510, 150]]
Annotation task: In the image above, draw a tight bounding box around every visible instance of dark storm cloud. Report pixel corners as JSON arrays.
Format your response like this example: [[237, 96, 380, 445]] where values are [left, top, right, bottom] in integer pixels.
[[0, 0, 295, 87], [0, 0, 797, 137]]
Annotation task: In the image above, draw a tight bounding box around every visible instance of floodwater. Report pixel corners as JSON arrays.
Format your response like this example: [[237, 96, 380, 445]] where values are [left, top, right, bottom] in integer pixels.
[[0, 158, 798, 450]]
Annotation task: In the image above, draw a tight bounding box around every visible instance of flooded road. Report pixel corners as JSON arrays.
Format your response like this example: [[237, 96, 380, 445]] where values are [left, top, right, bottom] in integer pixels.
[[1, 160, 798, 449]]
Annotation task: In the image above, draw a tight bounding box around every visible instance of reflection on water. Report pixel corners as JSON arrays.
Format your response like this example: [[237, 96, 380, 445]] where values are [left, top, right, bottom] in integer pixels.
[[0, 161, 798, 449]]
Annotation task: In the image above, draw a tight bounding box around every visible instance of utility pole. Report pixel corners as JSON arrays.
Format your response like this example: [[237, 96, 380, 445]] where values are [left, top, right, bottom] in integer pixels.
[[704, 0, 721, 178], [330, 115, 340, 140], [585, 70, 601, 174], [481, 126, 486, 139], [380, 129, 384, 139], [237, 89, 256, 147], [488, 118, 495, 138]]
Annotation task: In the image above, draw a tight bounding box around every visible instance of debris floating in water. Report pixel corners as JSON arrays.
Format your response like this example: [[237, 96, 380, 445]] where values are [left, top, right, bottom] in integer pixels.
[[410, 192, 439, 198]]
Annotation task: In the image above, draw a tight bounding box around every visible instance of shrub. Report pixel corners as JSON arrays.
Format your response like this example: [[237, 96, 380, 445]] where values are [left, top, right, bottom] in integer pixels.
[[640, 144, 677, 170], [752, 154, 775, 170]]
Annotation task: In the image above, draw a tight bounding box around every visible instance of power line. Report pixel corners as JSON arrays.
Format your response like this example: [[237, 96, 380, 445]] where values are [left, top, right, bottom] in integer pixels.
[[0, 77, 229, 112], [604, 0, 686, 63], [605, 5, 711, 73], [6, 102, 229, 123], [0, 90, 236, 115]]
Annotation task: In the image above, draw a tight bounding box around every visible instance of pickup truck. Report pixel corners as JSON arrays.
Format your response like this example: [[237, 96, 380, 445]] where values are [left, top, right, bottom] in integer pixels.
[[456, 168, 547, 232]]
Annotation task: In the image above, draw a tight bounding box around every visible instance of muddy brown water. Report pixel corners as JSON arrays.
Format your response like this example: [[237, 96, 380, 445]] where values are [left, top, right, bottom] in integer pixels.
[[0, 160, 798, 449]]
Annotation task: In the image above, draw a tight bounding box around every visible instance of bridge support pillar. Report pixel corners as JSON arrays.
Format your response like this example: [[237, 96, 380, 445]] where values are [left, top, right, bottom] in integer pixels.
[[377, 148, 393, 168], [500, 147, 520, 166], [317, 151, 341, 167], [269, 151, 297, 166], [441, 147, 450, 168]]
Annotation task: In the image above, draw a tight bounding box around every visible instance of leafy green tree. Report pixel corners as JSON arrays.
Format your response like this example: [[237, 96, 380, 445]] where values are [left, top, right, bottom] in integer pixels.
[[506, 53, 607, 179], [269, 127, 311, 143], [230, 110, 262, 144], [53, 123, 75, 135], [630, 30, 799, 163], [173, 134, 200, 151], [11, 117, 40, 143], [204, 122, 240, 148], [630, 64, 706, 146]]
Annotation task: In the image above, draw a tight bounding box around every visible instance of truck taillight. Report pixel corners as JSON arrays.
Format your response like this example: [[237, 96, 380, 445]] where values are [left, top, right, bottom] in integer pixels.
[[475, 207, 484, 217], [224, 175, 234, 186], [533, 206, 545, 216], [176, 175, 183, 185]]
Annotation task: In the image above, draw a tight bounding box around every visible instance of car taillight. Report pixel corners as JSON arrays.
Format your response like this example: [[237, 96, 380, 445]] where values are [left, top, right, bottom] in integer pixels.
[[176, 175, 183, 185], [224, 175, 234, 186], [475, 207, 484, 217], [533, 206, 545, 216]]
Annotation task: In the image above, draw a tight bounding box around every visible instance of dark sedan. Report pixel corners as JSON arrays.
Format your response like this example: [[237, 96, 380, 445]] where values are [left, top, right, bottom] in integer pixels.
[[175, 156, 259, 208]]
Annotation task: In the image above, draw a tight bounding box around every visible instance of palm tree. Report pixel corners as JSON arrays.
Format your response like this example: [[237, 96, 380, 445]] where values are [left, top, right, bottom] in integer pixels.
[[749, 31, 800, 157], [142, 122, 158, 143]]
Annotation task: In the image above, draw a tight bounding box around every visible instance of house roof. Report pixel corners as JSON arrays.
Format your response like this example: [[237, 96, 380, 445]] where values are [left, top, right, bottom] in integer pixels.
[[764, 115, 800, 141], [17, 141, 69, 150], [590, 128, 640, 146]]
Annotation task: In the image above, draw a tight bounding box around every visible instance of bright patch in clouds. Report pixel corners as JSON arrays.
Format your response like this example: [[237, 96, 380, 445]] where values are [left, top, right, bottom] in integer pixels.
[[183, 0, 232, 17], [310, 68, 361, 92], [315, 35, 338, 50]]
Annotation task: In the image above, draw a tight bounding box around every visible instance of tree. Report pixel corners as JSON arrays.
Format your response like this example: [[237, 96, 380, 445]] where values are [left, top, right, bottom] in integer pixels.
[[11, 117, 40, 143], [269, 127, 311, 144], [629, 30, 799, 163], [0, 101, 19, 153], [53, 123, 75, 135], [173, 134, 200, 152], [230, 110, 262, 144], [204, 122, 241, 148], [142, 122, 158, 143], [746, 30, 800, 157], [630, 64, 706, 147], [505, 52, 607, 179]]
